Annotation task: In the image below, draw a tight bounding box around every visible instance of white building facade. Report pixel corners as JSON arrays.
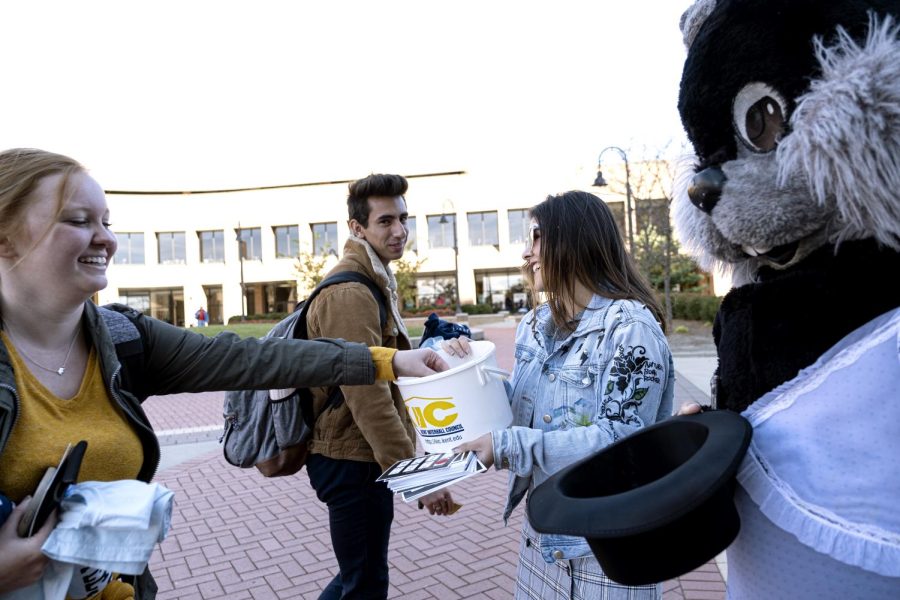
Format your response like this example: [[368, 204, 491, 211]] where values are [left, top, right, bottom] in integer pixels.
[[101, 170, 539, 325], [100, 163, 727, 326]]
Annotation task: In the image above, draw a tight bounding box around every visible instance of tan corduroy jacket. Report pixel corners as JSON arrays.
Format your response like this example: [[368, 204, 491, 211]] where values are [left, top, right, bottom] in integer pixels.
[[305, 237, 416, 470]]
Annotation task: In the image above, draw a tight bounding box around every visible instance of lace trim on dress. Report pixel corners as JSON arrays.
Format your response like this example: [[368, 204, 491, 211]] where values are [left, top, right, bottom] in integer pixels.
[[737, 308, 900, 577]]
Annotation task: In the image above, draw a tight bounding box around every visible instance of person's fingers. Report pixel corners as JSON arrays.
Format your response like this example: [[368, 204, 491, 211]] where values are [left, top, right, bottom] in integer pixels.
[[0, 498, 27, 538], [395, 349, 450, 376], [440, 337, 473, 358], [32, 508, 58, 542], [424, 350, 449, 373], [676, 402, 704, 416]]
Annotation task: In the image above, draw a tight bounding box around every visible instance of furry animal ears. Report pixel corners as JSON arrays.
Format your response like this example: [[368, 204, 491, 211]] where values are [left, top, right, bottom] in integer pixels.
[[775, 15, 900, 251], [673, 0, 900, 277]]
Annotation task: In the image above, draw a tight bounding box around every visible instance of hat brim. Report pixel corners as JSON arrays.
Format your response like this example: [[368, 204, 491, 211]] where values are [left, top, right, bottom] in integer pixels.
[[527, 410, 751, 585]]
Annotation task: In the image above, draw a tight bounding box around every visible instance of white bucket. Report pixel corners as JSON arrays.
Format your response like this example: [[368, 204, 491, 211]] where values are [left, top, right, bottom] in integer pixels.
[[396, 341, 512, 453]]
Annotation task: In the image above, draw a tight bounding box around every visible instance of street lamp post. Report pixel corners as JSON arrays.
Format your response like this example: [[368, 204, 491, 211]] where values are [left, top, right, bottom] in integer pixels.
[[593, 146, 635, 255], [438, 201, 462, 314], [236, 225, 246, 322]]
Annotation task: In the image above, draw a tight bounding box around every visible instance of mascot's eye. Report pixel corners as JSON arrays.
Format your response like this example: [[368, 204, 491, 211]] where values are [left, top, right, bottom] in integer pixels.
[[732, 82, 787, 153]]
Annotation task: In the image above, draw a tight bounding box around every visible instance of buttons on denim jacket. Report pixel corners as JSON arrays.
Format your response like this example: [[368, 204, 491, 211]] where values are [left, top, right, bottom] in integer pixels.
[[548, 373, 556, 382], [542, 414, 552, 424], [552, 549, 564, 560]]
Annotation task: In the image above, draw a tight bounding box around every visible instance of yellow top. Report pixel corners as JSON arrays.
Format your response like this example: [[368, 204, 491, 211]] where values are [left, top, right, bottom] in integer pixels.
[[0, 332, 143, 503], [368, 346, 397, 381]]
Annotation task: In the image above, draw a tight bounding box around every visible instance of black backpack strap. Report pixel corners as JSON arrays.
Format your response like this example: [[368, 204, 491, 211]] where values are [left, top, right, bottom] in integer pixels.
[[296, 271, 389, 416], [295, 271, 387, 338]]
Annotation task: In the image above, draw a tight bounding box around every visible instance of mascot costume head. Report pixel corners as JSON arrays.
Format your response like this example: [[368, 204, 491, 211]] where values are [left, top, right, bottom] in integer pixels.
[[529, 0, 900, 594], [674, 0, 900, 414]]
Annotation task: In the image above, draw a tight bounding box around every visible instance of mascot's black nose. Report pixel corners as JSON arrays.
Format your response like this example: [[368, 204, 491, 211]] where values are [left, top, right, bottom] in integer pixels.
[[688, 167, 727, 214]]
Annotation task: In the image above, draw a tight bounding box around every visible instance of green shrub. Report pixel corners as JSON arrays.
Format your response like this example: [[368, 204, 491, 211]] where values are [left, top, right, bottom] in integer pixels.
[[461, 303, 495, 315], [670, 292, 721, 322]]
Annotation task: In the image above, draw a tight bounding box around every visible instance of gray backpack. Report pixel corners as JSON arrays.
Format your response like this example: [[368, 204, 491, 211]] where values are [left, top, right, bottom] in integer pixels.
[[220, 272, 387, 477]]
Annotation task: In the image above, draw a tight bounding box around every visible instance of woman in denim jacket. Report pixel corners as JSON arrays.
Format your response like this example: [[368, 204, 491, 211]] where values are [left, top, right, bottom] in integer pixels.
[[453, 191, 674, 599]]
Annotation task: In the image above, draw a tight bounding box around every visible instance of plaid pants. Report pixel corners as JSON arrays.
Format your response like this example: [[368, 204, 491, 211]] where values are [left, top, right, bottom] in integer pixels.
[[514, 523, 661, 600]]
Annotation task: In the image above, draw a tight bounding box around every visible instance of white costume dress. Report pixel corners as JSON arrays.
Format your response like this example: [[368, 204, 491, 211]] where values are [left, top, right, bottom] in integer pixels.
[[727, 308, 900, 599]]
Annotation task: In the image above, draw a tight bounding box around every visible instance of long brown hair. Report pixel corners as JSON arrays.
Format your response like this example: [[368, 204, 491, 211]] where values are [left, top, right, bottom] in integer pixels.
[[526, 190, 665, 333]]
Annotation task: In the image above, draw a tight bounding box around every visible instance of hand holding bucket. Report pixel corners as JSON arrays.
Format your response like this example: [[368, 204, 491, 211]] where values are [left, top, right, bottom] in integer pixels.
[[396, 341, 512, 453]]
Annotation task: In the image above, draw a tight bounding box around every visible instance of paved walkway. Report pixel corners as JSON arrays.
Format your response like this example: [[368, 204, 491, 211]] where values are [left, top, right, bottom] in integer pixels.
[[145, 325, 723, 599]]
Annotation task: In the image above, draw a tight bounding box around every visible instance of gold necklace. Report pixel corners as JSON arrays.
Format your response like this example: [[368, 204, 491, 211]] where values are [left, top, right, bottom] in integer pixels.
[[2, 323, 81, 376]]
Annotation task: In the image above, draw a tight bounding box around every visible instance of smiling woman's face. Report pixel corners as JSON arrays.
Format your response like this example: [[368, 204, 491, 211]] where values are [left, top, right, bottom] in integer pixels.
[[2, 171, 117, 305], [522, 219, 543, 292]]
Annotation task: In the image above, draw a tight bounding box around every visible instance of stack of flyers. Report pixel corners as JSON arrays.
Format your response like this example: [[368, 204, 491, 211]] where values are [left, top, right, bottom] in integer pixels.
[[377, 451, 486, 502]]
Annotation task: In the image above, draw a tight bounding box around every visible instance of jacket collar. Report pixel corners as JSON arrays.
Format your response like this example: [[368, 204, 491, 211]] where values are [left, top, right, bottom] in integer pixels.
[[338, 237, 408, 338], [534, 294, 615, 337], [80, 302, 123, 386]]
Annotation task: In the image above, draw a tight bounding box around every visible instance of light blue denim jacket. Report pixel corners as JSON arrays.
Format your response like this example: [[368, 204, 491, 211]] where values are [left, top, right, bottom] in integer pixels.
[[492, 294, 674, 563]]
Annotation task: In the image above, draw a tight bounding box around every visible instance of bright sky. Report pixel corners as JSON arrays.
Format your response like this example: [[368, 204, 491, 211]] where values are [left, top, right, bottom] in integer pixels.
[[1, 1, 694, 192]]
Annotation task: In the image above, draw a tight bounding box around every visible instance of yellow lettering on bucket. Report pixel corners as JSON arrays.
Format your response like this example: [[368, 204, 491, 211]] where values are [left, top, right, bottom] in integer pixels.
[[405, 396, 458, 428]]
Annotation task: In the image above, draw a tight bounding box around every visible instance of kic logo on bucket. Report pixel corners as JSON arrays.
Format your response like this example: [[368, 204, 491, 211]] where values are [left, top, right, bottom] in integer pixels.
[[405, 396, 464, 437]]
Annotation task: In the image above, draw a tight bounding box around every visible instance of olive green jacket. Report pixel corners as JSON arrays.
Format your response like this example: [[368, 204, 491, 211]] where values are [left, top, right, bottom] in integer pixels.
[[0, 300, 375, 599]]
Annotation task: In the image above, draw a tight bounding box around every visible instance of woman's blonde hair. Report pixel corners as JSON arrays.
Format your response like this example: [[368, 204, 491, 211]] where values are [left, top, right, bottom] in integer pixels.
[[0, 148, 84, 243], [526, 190, 666, 333]]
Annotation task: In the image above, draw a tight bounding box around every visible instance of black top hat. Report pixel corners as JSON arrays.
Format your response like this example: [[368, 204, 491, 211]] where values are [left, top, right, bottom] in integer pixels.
[[527, 410, 751, 586]]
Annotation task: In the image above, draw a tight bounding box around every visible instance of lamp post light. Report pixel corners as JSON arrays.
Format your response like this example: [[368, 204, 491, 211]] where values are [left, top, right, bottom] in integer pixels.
[[593, 146, 635, 255], [438, 201, 461, 314]]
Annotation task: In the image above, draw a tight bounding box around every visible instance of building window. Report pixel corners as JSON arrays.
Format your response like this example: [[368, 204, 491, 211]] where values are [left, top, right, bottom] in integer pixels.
[[606, 201, 626, 238], [406, 216, 417, 253], [236, 227, 262, 260], [311, 222, 338, 256], [476, 270, 526, 311], [508, 209, 530, 245], [114, 232, 144, 264], [635, 198, 671, 235], [468, 211, 498, 246], [415, 274, 457, 307], [202, 285, 224, 325], [427, 214, 456, 249], [198, 230, 224, 263], [151, 288, 185, 326], [156, 232, 186, 264], [119, 290, 150, 313], [273, 225, 300, 258], [118, 288, 184, 326]]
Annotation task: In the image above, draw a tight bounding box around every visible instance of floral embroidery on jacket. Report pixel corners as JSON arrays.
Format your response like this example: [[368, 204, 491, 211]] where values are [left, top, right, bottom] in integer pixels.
[[601, 344, 652, 425]]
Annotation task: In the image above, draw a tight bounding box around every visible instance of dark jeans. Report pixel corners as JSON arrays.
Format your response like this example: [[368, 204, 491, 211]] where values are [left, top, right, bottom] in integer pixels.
[[306, 454, 394, 600]]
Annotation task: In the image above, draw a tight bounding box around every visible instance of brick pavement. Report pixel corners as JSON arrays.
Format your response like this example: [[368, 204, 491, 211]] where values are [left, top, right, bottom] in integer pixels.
[[146, 325, 725, 599]]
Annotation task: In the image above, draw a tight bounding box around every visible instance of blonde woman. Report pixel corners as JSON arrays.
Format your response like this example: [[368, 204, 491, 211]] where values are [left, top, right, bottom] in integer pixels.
[[0, 148, 447, 598]]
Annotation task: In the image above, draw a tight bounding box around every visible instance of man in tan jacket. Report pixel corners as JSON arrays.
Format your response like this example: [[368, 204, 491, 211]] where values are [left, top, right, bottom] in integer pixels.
[[305, 173, 453, 600]]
